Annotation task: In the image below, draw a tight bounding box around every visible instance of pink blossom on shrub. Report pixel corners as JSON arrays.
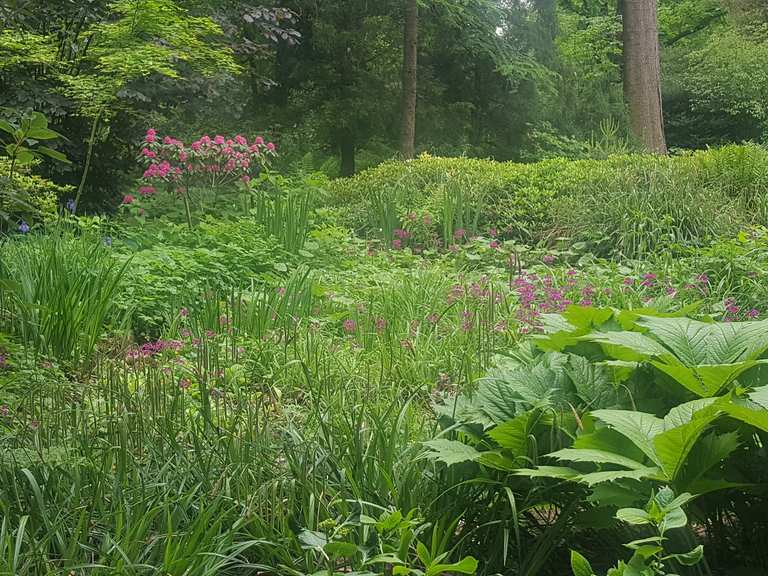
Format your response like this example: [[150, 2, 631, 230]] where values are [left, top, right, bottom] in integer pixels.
[[122, 194, 135, 204]]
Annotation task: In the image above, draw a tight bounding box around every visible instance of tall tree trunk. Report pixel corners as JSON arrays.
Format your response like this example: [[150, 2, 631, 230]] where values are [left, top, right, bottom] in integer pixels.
[[400, 0, 418, 159], [622, 0, 667, 153], [340, 127, 356, 177]]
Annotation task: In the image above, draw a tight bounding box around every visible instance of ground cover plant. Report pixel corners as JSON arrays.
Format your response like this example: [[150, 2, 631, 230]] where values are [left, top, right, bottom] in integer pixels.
[[2, 144, 768, 574], [2, 1, 768, 570]]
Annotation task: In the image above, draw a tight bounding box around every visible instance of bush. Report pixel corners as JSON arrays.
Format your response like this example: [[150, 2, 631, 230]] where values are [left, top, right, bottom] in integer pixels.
[[112, 217, 285, 337], [0, 158, 73, 225], [328, 145, 768, 257]]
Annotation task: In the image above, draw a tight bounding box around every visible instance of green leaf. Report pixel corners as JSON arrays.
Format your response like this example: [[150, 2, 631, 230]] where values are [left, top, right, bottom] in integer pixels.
[[36, 146, 70, 163], [653, 408, 719, 480], [677, 431, 741, 489], [0, 119, 15, 134], [26, 127, 64, 140], [584, 330, 669, 360], [570, 550, 595, 576], [663, 545, 704, 566], [422, 439, 481, 466], [515, 465, 581, 480], [638, 316, 768, 364], [28, 111, 48, 130], [324, 541, 358, 558], [660, 506, 688, 531], [616, 508, 651, 525], [720, 398, 768, 433], [578, 466, 662, 486], [487, 412, 533, 454], [298, 529, 328, 550], [426, 556, 478, 576], [652, 359, 766, 398], [591, 410, 664, 465], [548, 448, 647, 470], [663, 398, 719, 428], [13, 148, 35, 165]]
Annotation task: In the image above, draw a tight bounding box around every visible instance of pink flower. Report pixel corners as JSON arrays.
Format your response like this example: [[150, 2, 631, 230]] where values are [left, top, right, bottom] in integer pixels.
[[122, 194, 135, 204], [343, 319, 356, 334], [179, 378, 191, 390], [214, 135, 225, 145], [254, 136, 265, 146], [266, 142, 276, 152], [490, 240, 500, 249], [542, 254, 555, 264], [235, 134, 247, 146], [179, 150, 188, 162], [145, 128, 157, 143], [392, 239, 402, 249], [453, 228, 466, 240], [241, 175, 251, 183], [138, 186, 155, 196], [180, 307, 189, 317], [488, 228, 498, 237], [163, 136, 173, 145], [375, 318, 387, 333], [141, 148, 157, 158], [747, 309, 760, 319]]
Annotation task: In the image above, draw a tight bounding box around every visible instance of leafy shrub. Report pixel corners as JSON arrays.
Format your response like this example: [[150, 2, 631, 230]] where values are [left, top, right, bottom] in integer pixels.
[[427, 305, 768, 574], [112, 217, 284, 337], [0, 158, 73, 225], [329, 146, 768, 257]]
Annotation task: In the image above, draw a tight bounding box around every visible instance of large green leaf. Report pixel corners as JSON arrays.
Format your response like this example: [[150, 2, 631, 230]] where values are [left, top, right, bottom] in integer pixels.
[[678, 431, 741, 489], [584, 330, 670, 361], [475, 356, 570, 422], [566, 354, 620, 409], [591, 410, 664, 466], [638, 316, 768, 364], [578, 467, 662, 486], [548, 448, 647, 470], [663, 398, 719, 428], [652, 358, 767, 398], [653, 407, 719, 480], [720, 399, 768, 433], [422, 439, 481, 466], [487, 411, 535, 455]]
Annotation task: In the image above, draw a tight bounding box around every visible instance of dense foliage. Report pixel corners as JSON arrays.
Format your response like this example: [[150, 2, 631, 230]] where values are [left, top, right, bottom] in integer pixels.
[[2, 0, 768, 575]]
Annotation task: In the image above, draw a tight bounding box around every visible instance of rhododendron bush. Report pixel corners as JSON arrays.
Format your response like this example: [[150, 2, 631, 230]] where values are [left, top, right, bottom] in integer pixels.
[[130, 128, 277, 226]]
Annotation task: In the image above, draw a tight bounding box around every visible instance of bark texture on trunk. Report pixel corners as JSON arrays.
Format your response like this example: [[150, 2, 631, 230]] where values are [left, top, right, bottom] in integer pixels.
[[400, 0, 418, 159], [622, 0, 667, 154]]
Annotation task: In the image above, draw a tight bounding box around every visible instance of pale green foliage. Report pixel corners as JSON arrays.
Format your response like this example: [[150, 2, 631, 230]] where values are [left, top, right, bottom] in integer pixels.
[[59, 0, 239, 115], [683, 28, 768, 128], [0, 30, 56, 70]]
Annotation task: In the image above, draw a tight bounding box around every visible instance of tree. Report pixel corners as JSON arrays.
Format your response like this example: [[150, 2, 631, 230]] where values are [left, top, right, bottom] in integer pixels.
[[400, 0, 418, 159], [621, 0, 667, 153]]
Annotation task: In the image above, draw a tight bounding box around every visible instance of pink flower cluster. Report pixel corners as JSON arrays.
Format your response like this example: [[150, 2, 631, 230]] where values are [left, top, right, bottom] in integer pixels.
[[126, 339, 184, 361], [133, 128, 277, 201]]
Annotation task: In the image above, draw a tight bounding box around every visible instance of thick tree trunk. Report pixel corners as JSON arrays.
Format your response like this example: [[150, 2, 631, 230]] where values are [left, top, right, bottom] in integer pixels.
[[400, 0, 418, 159], [340, 128, 356, 177], [622, 0, 667, 153]]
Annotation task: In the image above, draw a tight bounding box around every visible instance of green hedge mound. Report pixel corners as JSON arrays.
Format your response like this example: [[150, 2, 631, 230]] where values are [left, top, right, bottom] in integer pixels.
[[328, 144, 768, 258]]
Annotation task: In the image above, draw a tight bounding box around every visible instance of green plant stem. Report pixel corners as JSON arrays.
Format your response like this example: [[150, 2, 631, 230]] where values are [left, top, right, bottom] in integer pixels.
[[74, 110, 102, 212]]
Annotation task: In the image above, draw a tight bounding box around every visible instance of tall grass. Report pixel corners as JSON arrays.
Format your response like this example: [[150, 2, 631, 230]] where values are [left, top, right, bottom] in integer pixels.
[[0, 234, 129, 368]]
